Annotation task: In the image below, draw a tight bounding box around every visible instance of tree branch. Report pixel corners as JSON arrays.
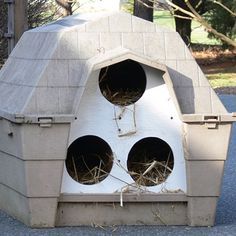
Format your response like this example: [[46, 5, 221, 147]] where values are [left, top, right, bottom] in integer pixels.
[[136, 0, 236, 47], [185, 0, 236, 47], [172, 14, 192, 20], [212, 0, 236, 17], [164, 0, 195, 18], [136, 0, 153, 9]]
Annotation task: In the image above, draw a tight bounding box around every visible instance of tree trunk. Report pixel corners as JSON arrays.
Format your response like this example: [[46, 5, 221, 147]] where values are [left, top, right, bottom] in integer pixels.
[[172, 0, 206, 46], [4, 0, 28, 55], [133, 0, 153, 22], [14, 0, 28, 43], [174, 17, 192, 46]]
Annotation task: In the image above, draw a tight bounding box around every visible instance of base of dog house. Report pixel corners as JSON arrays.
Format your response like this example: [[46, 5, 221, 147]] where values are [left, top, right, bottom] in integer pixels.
[[55, 194, 217, 226]]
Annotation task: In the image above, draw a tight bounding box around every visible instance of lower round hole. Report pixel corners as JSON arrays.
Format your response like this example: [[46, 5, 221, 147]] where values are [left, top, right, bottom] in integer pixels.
[[66, 135, 113, 185], [127, 137, 174, 186]]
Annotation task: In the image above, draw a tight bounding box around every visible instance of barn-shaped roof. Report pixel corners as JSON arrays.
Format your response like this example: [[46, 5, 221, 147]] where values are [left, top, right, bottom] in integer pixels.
[[0, 11, 227, 123]]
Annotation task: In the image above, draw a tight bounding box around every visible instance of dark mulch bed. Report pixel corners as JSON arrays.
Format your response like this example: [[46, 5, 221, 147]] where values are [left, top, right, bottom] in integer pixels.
[[191, 44, 236, 66], [214, 86, 236, 95]]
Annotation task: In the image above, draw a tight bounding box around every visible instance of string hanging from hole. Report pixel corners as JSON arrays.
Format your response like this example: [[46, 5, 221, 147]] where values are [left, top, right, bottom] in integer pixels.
[[113, 104, 137, 136]]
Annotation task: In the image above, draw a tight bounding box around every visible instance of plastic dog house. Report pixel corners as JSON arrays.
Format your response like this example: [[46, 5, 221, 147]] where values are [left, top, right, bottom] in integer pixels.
[[0, 12, 235, 227]]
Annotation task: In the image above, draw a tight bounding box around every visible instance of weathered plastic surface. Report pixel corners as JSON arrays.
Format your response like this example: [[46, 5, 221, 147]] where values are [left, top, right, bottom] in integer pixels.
[[0, 11, 234, 227]]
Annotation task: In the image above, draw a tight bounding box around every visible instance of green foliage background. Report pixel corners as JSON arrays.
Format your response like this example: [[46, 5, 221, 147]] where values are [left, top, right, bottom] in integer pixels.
[[204, 0, 236, 45]]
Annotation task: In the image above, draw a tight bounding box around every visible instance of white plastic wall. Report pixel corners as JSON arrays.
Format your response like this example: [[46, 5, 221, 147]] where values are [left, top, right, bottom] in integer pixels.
[[61, 64, 186, 194]]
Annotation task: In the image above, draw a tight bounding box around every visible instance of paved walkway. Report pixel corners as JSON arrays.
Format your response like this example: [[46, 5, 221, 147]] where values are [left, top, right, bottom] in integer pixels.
[[1, 95, 236, 236]]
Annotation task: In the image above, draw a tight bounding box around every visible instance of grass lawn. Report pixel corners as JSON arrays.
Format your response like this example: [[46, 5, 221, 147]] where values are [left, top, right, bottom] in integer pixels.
[[202, 64, 236, 88], [207, 73, 236, 88]]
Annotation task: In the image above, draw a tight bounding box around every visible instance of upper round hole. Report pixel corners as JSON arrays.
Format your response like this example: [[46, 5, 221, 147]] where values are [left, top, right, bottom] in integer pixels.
[[66, 135, 113, 185], [99, 59, 146, 106], [127, 137, 174, 187]]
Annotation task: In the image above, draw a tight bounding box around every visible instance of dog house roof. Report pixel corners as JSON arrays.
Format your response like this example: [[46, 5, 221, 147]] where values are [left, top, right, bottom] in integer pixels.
[[0, 11, 228, 123]]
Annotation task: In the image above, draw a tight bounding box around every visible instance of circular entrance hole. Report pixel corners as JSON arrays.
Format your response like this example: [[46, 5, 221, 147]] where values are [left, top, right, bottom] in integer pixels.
[[99, 59, 146, 106], [65, 135, 113, 185], [127, 137, 174, 186]]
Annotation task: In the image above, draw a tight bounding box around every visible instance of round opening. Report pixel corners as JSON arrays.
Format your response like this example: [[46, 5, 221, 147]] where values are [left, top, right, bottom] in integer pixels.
[[127, 137, 174, 186], [99, 59, 146, 106], [65, 135, 113, 185]]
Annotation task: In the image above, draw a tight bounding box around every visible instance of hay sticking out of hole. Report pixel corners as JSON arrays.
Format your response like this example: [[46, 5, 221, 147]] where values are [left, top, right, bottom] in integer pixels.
[[102, 88, 142, 106], [127, 138, 174, 187], [98, 60, 147, 106], [67, 152, 113, 185], [128, 150, 174, 187], [130, 158, 173, 186]]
